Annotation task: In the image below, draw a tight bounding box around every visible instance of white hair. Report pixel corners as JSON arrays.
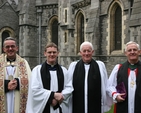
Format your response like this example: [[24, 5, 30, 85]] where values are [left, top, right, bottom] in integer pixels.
[[80, 41, 94, 51], [125, 41, 140, 51]]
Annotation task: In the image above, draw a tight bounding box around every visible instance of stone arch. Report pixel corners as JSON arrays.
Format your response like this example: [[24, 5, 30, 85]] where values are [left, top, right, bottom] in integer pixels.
[[48, 15, 58, 46], [0, 27, 15, 53], [75, 9, 85, 54]]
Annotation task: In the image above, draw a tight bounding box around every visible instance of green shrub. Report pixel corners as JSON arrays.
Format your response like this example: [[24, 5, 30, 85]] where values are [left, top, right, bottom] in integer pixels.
[[105, 104, 114, 113]]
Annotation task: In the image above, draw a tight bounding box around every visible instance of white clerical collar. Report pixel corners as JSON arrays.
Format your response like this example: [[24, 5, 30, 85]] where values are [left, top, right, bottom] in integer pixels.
[[84, 63, 90, 65]]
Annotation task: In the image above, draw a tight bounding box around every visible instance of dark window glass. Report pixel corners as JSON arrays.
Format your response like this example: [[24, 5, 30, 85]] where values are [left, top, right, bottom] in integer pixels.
[[77, 13, 84, 53], [2, 31, 10, 53], [65, 10, 67, 23], [115, 6, 122, 50], [80, 15, 84, 43], [52, 20, 58, 46], [65, 32, 67, 43]]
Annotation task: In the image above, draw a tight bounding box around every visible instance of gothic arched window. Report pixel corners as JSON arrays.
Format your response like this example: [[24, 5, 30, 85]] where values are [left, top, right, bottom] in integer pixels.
[[115, 5, 122, 50], [2, 31, 10, 53], [110, 3, 122, 53], [51, 19, 58, 46], [76, 12, 84, 53]]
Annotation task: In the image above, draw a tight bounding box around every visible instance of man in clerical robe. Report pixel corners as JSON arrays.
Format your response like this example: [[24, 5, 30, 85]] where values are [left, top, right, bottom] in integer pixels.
[[0, 37, 31, 113], [68, 41, 112, 113], [26, 42, 73, 113], [106, 41, 141, 113]]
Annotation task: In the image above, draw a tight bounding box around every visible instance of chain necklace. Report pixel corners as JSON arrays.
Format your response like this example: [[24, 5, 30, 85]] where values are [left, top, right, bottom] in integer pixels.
[[6, 66, 16, 80], [130, 69, 136, 88]]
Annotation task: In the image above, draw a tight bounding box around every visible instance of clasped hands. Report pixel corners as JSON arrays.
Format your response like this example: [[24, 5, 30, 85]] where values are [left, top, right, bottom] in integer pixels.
[[8, 79, 17, 91], [51, 93, 64, 106]]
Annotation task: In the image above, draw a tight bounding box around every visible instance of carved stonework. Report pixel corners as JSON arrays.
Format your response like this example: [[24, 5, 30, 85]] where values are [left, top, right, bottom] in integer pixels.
[[72, 0, 91, 9], [37, 4, 58, 10], [52, 8, 56, 14], [37, 4, 58, 17]]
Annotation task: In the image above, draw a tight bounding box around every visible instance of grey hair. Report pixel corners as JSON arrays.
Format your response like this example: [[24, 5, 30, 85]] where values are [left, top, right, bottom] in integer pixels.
[[80, 41, 94, 51], [3, 37, 17, 46], [125, 41, 140, 51]]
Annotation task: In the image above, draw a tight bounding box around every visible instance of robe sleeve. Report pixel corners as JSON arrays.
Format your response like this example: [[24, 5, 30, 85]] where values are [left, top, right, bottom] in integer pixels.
[[106, 64, 120, 103], [96, 61, 113, 113], [14, 78, 20, 90], [61, 66, 73, 100], [60, 66, 74, 113], [4, 80, 10, 93], [65, 61, 78, 113], [26, 65, 52, 113]]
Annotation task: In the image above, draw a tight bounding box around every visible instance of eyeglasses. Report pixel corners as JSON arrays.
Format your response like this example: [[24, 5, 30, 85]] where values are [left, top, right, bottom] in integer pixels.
[[4, 45, 16, 49]]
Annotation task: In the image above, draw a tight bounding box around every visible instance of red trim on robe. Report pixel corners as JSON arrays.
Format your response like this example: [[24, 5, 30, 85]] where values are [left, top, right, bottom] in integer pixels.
[[128, 68, 130, 77], [112, 92, 117, 97], [135, 68, 137, 75], [118, 64, 122, 69], [128, 68, 137, 77], [114, 103, 117, 113]]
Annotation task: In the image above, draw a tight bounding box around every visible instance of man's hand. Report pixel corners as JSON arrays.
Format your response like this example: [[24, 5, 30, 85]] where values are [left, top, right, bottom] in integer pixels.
[[116, 93, 125, 102], [51, 99, 58, 106], [54, 93, 64, 104], [8, 79, 17, 90]]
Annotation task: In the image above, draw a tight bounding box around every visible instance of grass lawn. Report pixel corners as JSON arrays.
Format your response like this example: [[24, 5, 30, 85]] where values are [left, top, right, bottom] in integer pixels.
[[105, 105, 114, 113]]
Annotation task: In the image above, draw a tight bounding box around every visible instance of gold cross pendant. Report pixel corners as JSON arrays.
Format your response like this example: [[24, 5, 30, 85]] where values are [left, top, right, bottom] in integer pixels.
[[130, 81, 135, 87], [8, 75, 13, 80]]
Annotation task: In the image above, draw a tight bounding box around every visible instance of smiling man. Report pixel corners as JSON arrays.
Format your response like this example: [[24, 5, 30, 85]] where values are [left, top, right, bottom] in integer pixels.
[[68, 41, 111, 113], [0, 37, 31, 113], [26, 42, 73, 113], [106, 41, 141, 113]]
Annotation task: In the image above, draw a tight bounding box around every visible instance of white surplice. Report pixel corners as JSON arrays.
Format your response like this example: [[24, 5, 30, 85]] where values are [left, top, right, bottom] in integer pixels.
[[68, 60, 112, 113], [4, 60, 31, 113], [6, 65, 16, 113], [106, 64, 136, 113], [26, 64, 73, 113]]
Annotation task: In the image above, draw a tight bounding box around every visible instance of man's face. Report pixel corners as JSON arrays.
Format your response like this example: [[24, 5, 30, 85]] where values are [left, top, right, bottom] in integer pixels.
[[125, 43, 141, 63], [80, 45, 94, 63], [3, 40, 18, 59], [44, 47, 59, 65]]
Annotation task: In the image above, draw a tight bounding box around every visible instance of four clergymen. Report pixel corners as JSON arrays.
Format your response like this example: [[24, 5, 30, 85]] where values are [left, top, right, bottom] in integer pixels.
[[1, 37, 140, 113]]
